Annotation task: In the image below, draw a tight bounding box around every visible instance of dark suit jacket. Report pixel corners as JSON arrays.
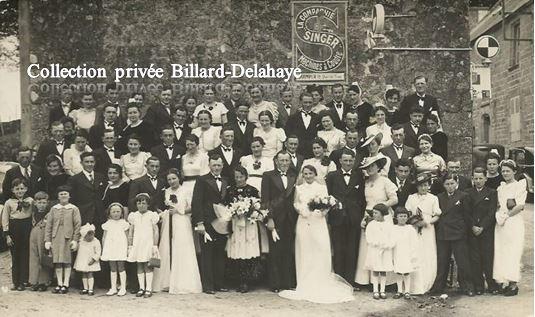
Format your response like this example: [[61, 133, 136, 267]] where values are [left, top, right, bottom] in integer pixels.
[[48, 102, 79, 126], [229, 120, 255, 155], [144, 103, 174, 128], [93, 146, 123, 175], [329, 147, 366, 170], [150, 143, 185, 177], [2, 164, 42, 200], [223, 99, 242, 124], [261, 170, 297, 228], [285, 112, 320, 158], [325, 100, 349, 130], [88, 121, 125, 149], [208, 146, 242, 181], [401, 122, 424, 150], [399, 93, 440, 125], [389, 175, 415, 209], [380, 144, 416, 178], [276, 102, 299, 129], [288, 153, 305, 174], [67, 171, 106, 225], [431, 132, 448, 161], [34, 139, 73, 169], [436, 190, 470, 241], [95, 102, 127, 127], [128, 174, 165, 212], [326, 169, 365, 226], [191, 173, 228, 226], [347, 102, 374, 131], [172, 124, 192, 149], [464, 186, 497, 234], [433, 174, 473, 195]]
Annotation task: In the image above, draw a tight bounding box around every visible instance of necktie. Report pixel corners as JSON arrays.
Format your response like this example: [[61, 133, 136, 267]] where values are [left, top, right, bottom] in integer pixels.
[[23, 167, 29, 179], [88, 173, 94, 184], [399, 180, 404, 187]]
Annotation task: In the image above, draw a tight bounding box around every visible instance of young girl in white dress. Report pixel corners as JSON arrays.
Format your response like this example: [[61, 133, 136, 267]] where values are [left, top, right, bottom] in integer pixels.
[[279, 165, 354, 304], [365, 203, 395, 300], [127, 193, 160, 298], [154, 169, 202, 294], [101, 203, 130, 296], [494, 160, 527, 296], [405, 172, 442, 295], [392, 207, 419, 299], [74, 224, 101, 296]]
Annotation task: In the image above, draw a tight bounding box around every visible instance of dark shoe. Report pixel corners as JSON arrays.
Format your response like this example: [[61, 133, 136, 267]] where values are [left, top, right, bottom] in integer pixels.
[[17, 285, 25, 291], [60, 286, 69, 294], [203, 290, 215, 295], [136, 289, 145, 297], [240, 283, 249, 293], [491, 289, 500, 295], [88, 290, 94, 296], [216, 287, 229, 292], [475, 290, 483, 295], [38, 285, 47, 292], [271, 288, 280, 293], [52, 286, 61, 294], [504, 287, 519, 296], [129, 289, 138, 294], [10, 285, 18, 291], [143, 291, 152, 298], [31, 285, 40, 291], [393, 292, 402, 299], [80, 289, 88, 295], [466, 290, 475, 297]]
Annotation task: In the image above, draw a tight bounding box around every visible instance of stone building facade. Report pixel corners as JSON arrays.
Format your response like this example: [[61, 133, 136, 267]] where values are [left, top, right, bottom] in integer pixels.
[[21, 0, 473, 171], [470, 0, 534, 150]]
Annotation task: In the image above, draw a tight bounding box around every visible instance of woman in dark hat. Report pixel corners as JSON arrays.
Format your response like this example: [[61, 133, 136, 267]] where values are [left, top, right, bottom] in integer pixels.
[[354, 155, 398, 287], [347, 81, 374, 131], [404, 172, 441, 295], [37, 154, 70, 204]]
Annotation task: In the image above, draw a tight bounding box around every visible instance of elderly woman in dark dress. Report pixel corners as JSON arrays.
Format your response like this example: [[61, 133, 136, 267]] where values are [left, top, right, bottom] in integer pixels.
[[37, 154, 70, 205]]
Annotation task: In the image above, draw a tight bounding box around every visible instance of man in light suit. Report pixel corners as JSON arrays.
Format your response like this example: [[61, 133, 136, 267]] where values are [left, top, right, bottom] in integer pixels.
[[380, 123, 416, 178]]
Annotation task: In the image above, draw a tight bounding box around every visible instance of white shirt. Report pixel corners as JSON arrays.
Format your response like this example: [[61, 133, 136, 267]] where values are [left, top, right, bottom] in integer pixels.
[[55, 139, 65, 155], [417, 93, 426, 107], [393, 143, 404, 159], [148, 174, 158, 189], [301, 111, 312, 129], [104, 120, 115, 130], [289, 153, 298, 167], [333, 101, 344, 120], [410, 122, 419, 135], [83, 170, 94, 183], [221, 145, 233, 165], [283, 103, 293, 116], [396, 177, 406, 189], [212, 173, 222, 191], [61, 102, 71, 116], [237, 120, 247, 134], [164, 144, 174, 160], [342, 169, 352, 185], [104, 145, 115, 161], [173, 123, 184, 141], [279, 170, 288, 188], [19, 165, 31, 178]]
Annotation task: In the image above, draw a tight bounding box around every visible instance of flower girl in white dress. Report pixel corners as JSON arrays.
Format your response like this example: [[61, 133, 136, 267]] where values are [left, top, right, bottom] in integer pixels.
[[279, 165, 354, 304]]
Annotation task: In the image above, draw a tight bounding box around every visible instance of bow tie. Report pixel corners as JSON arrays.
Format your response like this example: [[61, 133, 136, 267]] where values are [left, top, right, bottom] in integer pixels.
[[222, 147, 232, 152], [149, 176, 158, 182], [343, 173, 351, 177], [106, 147, 114, 152], [56, 141, 64, 146], [279, 172, 287, 177], [285, 105, 292, 110], [394, 145, 403, 150], [165, 145, 174, 150], [417, 96, 425, 100], [105, 121, 115, 127], [174, 124, 183, 130], [214, 176, 222, 181], [238, 121, 246, 126], [335, 103, 343, 109], [302, 111, 310, 116], [411, 123, 419, 128]]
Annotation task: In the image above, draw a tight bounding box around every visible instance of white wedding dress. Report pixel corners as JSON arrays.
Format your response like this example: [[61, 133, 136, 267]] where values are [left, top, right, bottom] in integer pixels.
[[279, 181, 354, 304]]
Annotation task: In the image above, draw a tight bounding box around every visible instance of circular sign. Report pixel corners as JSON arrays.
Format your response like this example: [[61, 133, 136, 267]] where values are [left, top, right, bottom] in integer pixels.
[[372, 4, 385, 34], [475, 35, 500, 59]]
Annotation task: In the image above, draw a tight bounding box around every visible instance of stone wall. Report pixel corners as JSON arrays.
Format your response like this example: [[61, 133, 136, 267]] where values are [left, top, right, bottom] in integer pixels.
[[24, 0, 473, 172], [471, 2, 534, 151]]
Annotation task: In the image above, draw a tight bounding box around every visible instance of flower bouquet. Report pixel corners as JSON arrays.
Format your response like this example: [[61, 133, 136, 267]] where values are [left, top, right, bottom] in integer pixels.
[[407, 207, 425, 234], [307, 195, 341, 214], [227, 196, 268, 225]]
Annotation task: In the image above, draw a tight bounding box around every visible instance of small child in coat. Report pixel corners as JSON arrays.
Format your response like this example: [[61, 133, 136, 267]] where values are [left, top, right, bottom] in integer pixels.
[[101, 203, 130, 296], [392, 207, 419, 299], [127, 193, 160, 298], [74, 223, 102, 295], [45, 185, 82, 294], [365, 203, 395, 300], [28, 191, 51, 291]]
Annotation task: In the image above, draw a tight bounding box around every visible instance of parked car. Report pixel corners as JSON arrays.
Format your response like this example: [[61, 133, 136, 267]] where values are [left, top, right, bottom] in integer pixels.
[[472, 144, 505, 168]]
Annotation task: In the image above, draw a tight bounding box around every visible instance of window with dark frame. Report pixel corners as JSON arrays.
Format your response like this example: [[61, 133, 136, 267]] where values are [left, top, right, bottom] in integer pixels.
[[510, 21, 521, 68]]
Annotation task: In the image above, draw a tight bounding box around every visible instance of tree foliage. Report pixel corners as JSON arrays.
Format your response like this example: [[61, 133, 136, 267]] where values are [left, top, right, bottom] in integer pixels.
[[0, 0, 17, 37]]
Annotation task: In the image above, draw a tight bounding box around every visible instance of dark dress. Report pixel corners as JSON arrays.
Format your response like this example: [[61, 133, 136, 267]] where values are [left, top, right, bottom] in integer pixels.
[[431, 131, 448, 161], [37, 173, 70, 202], [102, 182, 130, 209], [486, 174, 504, 190], [224, 185, 263, 284], [118, 121, 158, 152]]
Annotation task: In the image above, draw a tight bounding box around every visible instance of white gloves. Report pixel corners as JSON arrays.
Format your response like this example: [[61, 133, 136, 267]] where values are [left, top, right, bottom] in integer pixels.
[[272, 229, 280, 242], [44, 242, 52, 250]]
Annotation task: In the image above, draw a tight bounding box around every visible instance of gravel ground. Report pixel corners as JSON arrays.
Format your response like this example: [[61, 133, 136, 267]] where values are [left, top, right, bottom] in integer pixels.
[[0, 205, 532, 317]]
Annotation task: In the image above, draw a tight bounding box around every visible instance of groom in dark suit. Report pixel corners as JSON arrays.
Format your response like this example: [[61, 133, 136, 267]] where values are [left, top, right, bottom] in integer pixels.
[[261, 151, 297, 292], [208, 127, 242, 182], [326, 150, 366, 285], [191, 154, 229, 294]]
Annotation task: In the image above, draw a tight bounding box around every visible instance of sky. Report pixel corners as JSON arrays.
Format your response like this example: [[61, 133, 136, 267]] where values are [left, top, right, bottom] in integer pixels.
[[0, 35, 20, 122]]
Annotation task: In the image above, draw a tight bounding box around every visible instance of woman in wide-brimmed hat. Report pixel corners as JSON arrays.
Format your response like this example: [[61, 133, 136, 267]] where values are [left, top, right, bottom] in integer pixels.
[[354, 154, 399, 287], [404, 171, 442, 295], [361, 133, 391, 177]]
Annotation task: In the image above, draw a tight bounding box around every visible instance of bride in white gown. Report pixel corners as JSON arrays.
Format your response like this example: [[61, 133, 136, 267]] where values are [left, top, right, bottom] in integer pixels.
[[279, 165, 354, 304]]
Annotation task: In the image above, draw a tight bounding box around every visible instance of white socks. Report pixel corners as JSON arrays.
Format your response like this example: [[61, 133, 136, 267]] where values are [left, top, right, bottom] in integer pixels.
[[396, 274, 412, 294], [379, 275, 386, 293], [403, 274, 411, 293], [137, 273, 145, 290], [372, 275, 379, 292], [107, 271, 118, 295], [55, 268, 63, 286], [118, 271, 127, 296], [88, 277, 94, 291], [82, 278, 88, 290], [63, 267, 71, 287], [396, 278, 404, 293], [145, 272, 153, 292]]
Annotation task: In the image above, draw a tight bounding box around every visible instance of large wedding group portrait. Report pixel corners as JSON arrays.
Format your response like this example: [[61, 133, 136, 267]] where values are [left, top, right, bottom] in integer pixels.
[[0, 0, 533, 316]]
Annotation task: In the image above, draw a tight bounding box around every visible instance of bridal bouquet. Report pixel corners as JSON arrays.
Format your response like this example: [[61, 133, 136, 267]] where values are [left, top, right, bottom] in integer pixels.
[[307, 195, 341, 213], [228, 196, 268, 224], [407, 208, 425, 234]]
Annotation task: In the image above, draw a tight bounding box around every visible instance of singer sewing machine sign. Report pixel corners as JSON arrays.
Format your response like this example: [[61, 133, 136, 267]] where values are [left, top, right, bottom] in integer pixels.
[[292, 1, 348, 83]]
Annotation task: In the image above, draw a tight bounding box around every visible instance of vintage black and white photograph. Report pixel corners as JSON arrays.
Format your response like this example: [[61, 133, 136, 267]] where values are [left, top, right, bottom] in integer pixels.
[[0, 0, 533, 316]]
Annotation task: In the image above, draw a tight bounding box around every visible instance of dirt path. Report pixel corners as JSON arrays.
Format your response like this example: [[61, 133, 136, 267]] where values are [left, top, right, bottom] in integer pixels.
[[1, 205, 532, 317]]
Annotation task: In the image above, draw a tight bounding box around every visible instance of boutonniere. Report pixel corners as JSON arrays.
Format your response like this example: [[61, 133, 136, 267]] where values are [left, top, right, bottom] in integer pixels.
[[37, 177, 42, 182], [175, 154, 182, 159], [354, 185, 360, 189], [484, 197, 490, 201], [455, 200, 460, 206]]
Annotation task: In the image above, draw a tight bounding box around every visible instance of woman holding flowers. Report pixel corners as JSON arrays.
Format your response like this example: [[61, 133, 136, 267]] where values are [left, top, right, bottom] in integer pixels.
[[225, 166, 263, 293], [279, 165, 354, 304]]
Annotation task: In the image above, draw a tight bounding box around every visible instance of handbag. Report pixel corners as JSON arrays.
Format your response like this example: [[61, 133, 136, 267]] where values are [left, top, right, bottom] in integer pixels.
[[148, 257, 161, 268], [40, 251, 54, 268]]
